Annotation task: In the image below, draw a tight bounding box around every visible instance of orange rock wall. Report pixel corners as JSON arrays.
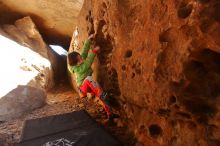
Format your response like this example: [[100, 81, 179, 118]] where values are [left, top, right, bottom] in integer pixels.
[[77, 0, 220, 145]]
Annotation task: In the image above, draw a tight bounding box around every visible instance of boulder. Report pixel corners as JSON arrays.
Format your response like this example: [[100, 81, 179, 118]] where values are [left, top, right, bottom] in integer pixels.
[[75, 0, 220, 145], [0, 85, 46, 121]]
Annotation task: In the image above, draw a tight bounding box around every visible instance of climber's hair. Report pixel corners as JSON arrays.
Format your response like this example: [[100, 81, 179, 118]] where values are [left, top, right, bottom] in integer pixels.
[[68, 51, 80, 66]]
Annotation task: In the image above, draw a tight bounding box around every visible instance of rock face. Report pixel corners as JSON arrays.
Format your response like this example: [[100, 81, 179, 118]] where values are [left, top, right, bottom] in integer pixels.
[[74, 0, 220, 145]]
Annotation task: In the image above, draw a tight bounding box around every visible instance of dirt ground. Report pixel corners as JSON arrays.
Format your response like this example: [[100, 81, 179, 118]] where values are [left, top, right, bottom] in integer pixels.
[[0, 82, 136, 146]]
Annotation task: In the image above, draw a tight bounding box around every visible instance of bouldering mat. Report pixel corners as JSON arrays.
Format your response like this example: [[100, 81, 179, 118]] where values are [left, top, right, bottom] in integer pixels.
[[19, 110, 122, 146]]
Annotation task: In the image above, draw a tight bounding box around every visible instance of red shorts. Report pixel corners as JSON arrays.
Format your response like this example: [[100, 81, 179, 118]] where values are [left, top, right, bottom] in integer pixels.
[[79, 76, 111, 115], [79, 76, 102, 97]]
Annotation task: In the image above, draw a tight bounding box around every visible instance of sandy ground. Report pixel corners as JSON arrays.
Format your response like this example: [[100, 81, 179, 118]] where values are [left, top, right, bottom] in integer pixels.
[[0, 82, 136, 146]]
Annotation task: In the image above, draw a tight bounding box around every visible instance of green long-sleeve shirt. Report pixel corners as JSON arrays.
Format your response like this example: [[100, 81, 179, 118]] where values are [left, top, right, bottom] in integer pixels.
[[68, 39, 96, 86]]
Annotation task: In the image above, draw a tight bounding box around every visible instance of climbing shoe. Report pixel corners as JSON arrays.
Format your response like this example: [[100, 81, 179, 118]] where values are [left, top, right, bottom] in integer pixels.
[[108, 113, 119, 121], [100, 92, 108, 101]]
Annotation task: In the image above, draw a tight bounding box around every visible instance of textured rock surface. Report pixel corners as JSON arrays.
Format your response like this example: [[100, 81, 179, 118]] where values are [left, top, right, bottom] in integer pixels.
[[72, 0, 220, 145], [0, 0, 84, 48], [0, 85, 46, 121]]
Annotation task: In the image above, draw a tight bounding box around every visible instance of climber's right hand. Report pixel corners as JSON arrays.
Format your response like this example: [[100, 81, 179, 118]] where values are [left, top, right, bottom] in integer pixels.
[[92, 46, 100, 54]]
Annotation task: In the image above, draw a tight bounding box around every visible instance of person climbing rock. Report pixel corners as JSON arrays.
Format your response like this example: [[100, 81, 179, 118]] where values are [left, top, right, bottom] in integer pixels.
[[68, 34, 119, 120]]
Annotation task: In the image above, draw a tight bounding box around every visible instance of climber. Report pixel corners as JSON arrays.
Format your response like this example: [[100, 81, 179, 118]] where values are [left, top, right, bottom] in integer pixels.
[[67, 34, 119, 120]]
